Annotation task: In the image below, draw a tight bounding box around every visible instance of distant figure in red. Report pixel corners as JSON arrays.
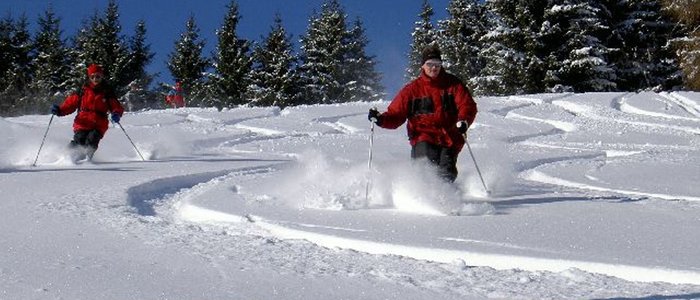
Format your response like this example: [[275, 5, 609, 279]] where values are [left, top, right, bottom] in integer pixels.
[[165, 82, 185, 108], [51, 64, 124, 161]]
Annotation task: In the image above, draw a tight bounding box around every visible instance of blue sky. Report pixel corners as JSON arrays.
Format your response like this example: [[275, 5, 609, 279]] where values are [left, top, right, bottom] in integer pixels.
[[2, 0, 451, 95]]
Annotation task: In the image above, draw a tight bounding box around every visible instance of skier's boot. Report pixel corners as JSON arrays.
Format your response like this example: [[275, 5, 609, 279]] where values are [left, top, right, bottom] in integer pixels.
[[68, 141, 88, 163], [86, 146, 97, 161]]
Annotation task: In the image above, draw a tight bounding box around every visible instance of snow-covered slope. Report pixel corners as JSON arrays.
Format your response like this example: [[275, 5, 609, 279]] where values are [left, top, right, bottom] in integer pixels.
[[1, 92, 699, 299]]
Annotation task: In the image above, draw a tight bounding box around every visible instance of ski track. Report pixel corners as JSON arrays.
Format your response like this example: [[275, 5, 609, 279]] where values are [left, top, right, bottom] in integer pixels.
[[162, 97, 700, 289], [174, 173, 700, 287], [615, 94, 700, 122], [9, 94, 700, 298], [522, 169, 700, 202], [500, 94, 698, 198], [555, 98, 700, 135], [193, 94, 700, 284], [659, 92, 700, 118]]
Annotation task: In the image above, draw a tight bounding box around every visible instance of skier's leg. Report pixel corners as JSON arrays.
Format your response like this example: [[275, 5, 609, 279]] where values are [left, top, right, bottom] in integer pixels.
[[70, 130, 88, 147], [411, 142, 441, 164], [412, 141, 458, 181], [437, 148, 458, 183], [69, 130, 90, 161], [84, 129, 103, 160]]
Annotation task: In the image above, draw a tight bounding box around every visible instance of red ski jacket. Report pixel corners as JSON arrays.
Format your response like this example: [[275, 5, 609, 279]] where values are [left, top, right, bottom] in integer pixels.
[[379, 69, 477, 153], [56, 83, 124, 135], [165, 86, 185, 108]]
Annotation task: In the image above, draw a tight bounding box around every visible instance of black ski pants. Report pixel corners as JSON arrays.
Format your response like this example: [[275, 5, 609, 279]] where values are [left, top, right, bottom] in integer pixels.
[[70, 129, 103, 150], [411, 141, 458, 182]]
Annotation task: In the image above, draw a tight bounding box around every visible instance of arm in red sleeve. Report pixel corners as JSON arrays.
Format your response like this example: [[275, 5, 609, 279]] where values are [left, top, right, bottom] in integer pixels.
[[455, 83, 477, 126], [379, 87, 411, 129], [58, 93, 81, 116], [108, 96, 125, 116]]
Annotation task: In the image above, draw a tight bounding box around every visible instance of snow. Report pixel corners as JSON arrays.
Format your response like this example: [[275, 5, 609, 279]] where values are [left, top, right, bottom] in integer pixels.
[[1, 92, 700, 299]]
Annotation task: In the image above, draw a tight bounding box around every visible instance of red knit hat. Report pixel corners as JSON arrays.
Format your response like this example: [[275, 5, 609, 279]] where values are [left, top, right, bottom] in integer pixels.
[[87, 64, 103, 76]]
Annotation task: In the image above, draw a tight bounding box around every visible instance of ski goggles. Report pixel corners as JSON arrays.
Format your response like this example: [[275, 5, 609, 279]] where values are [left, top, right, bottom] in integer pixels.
[[424, 59, 443, 68]]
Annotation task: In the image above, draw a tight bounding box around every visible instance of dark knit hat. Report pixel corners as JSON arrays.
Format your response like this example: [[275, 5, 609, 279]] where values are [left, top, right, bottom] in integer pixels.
[[421, 45, 442, 65]]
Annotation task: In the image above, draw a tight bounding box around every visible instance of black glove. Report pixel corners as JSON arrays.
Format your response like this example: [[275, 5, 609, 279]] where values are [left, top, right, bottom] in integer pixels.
[[111, 113, 121, 123], [50, 104, 60, 115], [456, 121, 468, 134], [368, 108, 381, 124]]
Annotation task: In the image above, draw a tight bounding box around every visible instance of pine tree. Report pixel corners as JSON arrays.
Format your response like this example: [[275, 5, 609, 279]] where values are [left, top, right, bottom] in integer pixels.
[[70, 0, 131, 92], [540, 1, 616, 92], [125, 21, 154, 89], [476, 0, 550, 95], [0, 14, 32, 115], [513, 0, 549, 93], [662, 0, 700, 90], [405, 0, 438, 81], [0, 17, 10, 115], [0, 16, 15, 115], [247, 14, 301, 108], [167, 15, 209, 107], [475, 1, 528, 95], [613, 0, 683, 90], [0, 16, 13, 85], [29, 6, 71, 112], [65, 21, 95, 91], [299, 0, 382, 104], [101, 0, 132, 90], [438, 0, 488, 88], [119, 20, 155, 110], [340, 18, 384, 102], [299, 0, 347, 104], [210, 0, 252, 108], [9, 15, 31, 93]]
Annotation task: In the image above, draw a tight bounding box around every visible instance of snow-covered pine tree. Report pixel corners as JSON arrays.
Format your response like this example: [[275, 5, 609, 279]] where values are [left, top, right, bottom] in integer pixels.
[[299, 0, 347, 104], [662, 0, 700, 90], [28, 6, 71, 113], [511, 0, 549, 94], [405, 0, 438, 81], [100, 0, 131, 90], [0, 17, 9, 78], [475, 0, 528, 95], [210, 0, 251, 108], [613, 0, 683, 91], [479, 0, 549, 95], [31, 7, 69, 91], [69, 0, 131, 93], [0, 14, 32, 116], [0, 16, 14, 115], [125, 21, 154, 92], [299, 0, 383, 104], [339, 18, 384, 102], [167, 15, 209, 107], [540, 0, 616, 92], [438, 0, 488, 90], [247, 14, 301, 108], [0, 17, 13, 115]]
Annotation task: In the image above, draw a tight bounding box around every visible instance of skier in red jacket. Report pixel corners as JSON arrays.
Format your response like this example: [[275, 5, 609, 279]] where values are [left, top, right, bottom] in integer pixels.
[[51, 64, 124, 161], [368, 45, 478, 182], [165, 82, 185, 108]]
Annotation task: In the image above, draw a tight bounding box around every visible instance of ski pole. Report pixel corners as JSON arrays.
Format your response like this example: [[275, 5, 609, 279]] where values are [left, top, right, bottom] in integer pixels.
[[116, 122, 146, 161], [464, 133, 490, 195], [32, 114, 54, 167], [364, 119, 376, 202]]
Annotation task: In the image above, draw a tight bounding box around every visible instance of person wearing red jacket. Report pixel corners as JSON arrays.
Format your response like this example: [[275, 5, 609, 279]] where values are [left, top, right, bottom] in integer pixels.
[[51, 64, 124, 160], [368, 45, 478, 182], [165, 82, 185, 108]]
